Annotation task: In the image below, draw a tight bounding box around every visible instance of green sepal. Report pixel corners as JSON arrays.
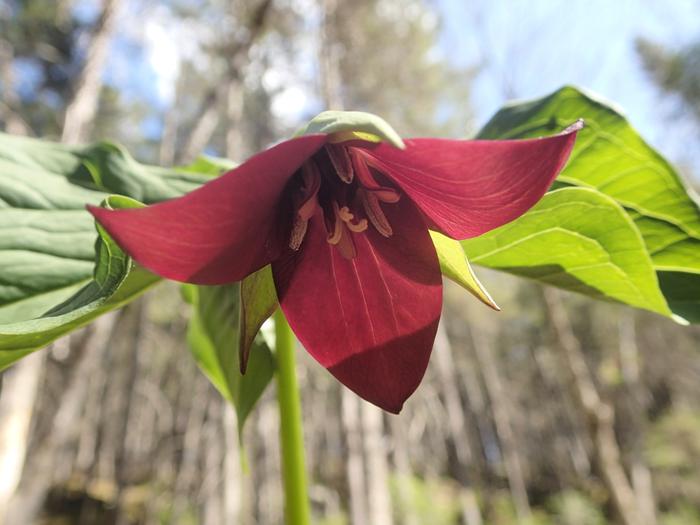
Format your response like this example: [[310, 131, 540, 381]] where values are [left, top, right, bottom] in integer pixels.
[[430, 231, 499, 310], [239, 265, 278, 373]]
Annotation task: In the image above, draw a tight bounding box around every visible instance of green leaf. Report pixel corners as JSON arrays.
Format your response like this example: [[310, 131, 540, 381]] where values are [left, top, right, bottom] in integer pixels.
[[429, 231, 499, 310], [0, 133, 211, 204], [185, 284, 274, 430], [463, 188, 671, 316], [628, 212, 700, 273], [657, 272, 700, 324], [477, 86, 700, 320], [176, 155, 237, 177], [0, 196, 159, 369], [295, 110, 405, 149], [477, 86, 700, 236], [0, 133, 212, 366], [239, 265, 278, 372]]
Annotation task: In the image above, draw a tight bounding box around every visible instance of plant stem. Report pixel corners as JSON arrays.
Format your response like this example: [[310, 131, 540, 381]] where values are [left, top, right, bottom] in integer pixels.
[[274, 308, 311, 525]]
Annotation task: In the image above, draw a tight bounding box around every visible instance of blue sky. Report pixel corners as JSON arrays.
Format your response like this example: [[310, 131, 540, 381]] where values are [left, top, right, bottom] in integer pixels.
[[62, 0, 699, 173], [435, 0, 700, 170]]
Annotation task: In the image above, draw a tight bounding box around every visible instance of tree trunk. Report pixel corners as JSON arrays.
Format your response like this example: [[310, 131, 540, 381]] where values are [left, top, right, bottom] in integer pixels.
[[256, 399, 283, 525], [434, 322, 483, 525], [4, 313, 121, 525], [389, 416, 419, 525], [0, 353, 45, 520], [361, 403, 393, 525], [619, 313, 657, 525], [467, 314, 531, 522], [226, 80, 245, 160], [159, 76, 181, 166], [319, 0, 343, 109], [0, 37, 35, 517], [542, 288, 643, 525], [61, 0, 122, 144], [0, 39, 31, 135], [342, 391, 369, 525], [2, 3, 123, 510], [179, 0, 272, 163], [222, 405, 242, 524]]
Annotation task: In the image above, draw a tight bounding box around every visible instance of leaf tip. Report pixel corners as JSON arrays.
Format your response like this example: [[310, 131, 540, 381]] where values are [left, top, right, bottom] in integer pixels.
[[561, 119, 585, 135], [670, 313, 690, 326]]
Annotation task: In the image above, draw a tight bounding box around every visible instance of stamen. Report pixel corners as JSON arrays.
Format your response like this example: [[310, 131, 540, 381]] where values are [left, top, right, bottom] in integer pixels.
[[359, 189, 393, 237], [372, 187, 400, 203], [289, 217, 308, 250], [325, 144, 354, 184], [297, 194, 319, 221], [288, 161, 321, 250], [349, 148, 382, 190], [297, 162, 322, 220]]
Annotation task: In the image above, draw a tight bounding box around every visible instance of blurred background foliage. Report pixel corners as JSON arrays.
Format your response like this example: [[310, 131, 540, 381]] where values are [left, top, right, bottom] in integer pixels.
[[0, 0, 699, 524]]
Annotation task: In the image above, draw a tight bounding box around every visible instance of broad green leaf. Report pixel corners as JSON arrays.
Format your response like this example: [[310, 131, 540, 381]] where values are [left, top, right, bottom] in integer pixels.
[[177, 155, 237, 177], [628, 212, 700, 273], [0, 133, 210, 366], [239, 265, 278, 372], [477, 86, 699, 320], [463, 188, 671, 316], [295, 110, 406, 149], [0, 196, 159, 369], [0, 133, 210, 204], [429, 231, 499, 310], [185, 284, 274, 430], [658, 272, 700, 324], [477, 85, 700, 239]]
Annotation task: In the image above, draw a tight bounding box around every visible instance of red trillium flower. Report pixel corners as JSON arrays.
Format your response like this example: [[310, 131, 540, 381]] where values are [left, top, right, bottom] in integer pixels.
[[89, 113, 581, 413]]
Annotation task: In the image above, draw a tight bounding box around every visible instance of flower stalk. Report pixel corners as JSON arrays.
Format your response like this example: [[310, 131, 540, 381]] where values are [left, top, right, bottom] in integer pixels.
[[274, 308, 311, 525]]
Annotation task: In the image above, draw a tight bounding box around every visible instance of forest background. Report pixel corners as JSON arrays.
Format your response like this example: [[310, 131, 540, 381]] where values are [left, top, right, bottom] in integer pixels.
[[0, 0, 699, 524]]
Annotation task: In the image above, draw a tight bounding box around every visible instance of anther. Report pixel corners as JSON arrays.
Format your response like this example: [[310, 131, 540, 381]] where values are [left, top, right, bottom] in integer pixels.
[[288, 161, 321, 250], [289, 217, 309, 250], [325, 145, 354, 184], [372, 187, 400, 203], [359, 189, 393, 237], [349, 148, 382, 190]]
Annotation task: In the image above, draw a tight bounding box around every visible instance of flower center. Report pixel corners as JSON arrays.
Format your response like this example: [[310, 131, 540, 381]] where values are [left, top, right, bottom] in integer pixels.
[[288, 144, 400, 259]]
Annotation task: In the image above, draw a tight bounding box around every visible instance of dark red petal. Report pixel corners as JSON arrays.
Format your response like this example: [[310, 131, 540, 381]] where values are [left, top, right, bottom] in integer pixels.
[[368, 128, 579, 239], [88, 135, 327, 285], [272, 198, 442, 413]]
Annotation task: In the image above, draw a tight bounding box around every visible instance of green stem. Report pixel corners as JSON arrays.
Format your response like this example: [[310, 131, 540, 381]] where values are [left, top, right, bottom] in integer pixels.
[[274, 308, 311, 525]]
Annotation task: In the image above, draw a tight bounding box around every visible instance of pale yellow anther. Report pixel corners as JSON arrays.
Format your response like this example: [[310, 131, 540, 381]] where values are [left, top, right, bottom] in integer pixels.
[[360, 189, 393, 237], [289, 217, 309, 250], [325, 145, 354, 184]]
